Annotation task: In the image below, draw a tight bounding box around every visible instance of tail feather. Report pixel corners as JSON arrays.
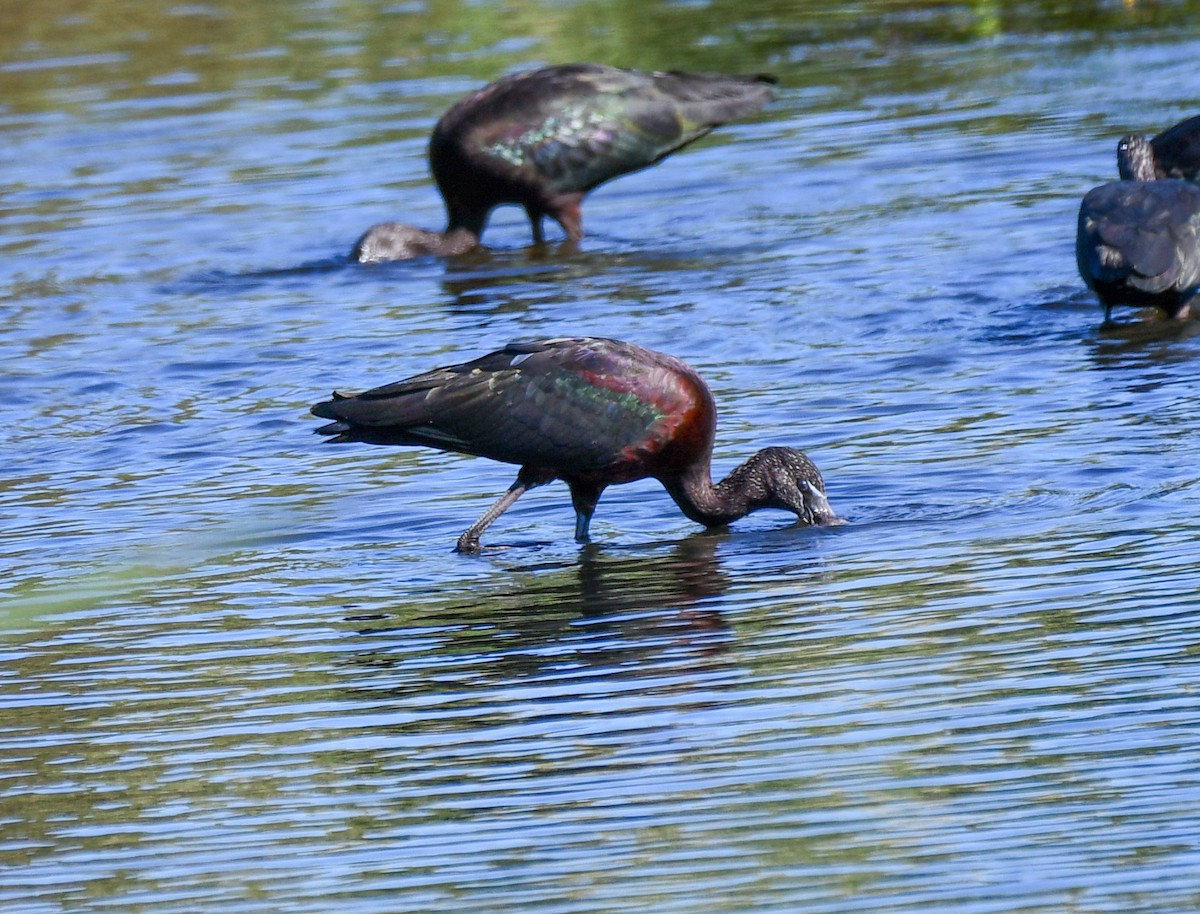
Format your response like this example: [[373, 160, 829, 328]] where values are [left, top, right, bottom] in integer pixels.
[[311, 399, 338, 421], [314, 418, 353, 438], [312, 390, 358, 419]]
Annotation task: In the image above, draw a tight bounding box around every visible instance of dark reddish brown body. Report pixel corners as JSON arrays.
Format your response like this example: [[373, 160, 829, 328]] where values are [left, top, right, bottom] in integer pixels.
[[311, 338, 835, 550]]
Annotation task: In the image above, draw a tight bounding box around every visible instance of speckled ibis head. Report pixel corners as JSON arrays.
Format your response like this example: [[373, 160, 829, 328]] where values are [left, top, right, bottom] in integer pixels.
[[1117, 133, 1157, 182], [351, 223, 478, 263], [744, 446, 838, 525]]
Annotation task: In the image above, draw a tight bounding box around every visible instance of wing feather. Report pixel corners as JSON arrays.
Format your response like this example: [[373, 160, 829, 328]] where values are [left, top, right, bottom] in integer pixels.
[[1077, 180, 1200, 294], [311, 338, 700, 475], [447, 65, 775, 195]]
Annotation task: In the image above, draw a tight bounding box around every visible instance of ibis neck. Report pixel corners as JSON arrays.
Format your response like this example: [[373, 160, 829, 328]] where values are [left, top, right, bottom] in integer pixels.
[[662, 458, 763, 528]]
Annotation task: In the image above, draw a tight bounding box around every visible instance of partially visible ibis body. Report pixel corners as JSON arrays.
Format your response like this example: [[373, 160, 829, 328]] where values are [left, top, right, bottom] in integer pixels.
[[311, 338, 835, 551], [1076, 178, 1200, 322], [1117, 116, 1200, 182], [352, 64, 778, 262]]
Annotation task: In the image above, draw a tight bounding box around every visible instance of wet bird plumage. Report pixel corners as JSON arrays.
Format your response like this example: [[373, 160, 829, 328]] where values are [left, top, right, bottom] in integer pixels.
[[352, 64, 777, 261], [312, 338, 835, 550], [1076, 178, 1200, 322]]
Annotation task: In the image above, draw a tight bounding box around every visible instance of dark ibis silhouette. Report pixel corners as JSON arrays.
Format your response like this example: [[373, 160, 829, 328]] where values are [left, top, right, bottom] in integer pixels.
[[1117, 115, 1200, 182], [352, 64, 778, 262], [311, 338, 836, 551], [1076, 178, 1200, 322]]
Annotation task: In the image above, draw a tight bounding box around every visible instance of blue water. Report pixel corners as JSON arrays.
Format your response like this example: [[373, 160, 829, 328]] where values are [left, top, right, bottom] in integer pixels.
[[3, 2, 1200, 911]]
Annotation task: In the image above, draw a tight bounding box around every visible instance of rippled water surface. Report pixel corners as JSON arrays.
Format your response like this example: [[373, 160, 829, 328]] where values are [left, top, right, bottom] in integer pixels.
[[4, 1, 1200, 911]]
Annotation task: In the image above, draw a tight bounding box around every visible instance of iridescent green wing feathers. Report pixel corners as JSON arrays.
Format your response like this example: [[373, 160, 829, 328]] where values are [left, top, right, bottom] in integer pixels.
[[312, 338, 698, 474], [454, 65, 777, 194]]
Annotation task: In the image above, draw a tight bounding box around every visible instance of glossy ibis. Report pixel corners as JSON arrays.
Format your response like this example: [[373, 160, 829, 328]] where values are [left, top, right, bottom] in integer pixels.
[[311, 337, 836, 551], [1117, 115, 1200, 182], [1076, 178, 1200, 322], [352, 64, 778, 262]]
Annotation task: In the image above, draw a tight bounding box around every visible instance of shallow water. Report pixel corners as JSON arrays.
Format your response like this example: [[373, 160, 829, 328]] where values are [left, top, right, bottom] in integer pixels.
[[4, 1, 1200, 911]]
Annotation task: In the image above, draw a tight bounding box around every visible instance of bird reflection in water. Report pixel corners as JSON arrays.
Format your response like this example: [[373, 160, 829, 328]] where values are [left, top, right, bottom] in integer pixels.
[[344, 532, 736, 697], [433, 246, 718, 317], [1087, 314, 1200, 371]]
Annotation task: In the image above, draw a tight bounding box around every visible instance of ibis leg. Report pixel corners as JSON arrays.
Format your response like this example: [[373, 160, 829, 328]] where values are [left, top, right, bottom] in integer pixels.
[[526, 206, 545, 244], [574, 510, 592, 542], [568, 481, 605, 544], [456, 481, 528, 553]]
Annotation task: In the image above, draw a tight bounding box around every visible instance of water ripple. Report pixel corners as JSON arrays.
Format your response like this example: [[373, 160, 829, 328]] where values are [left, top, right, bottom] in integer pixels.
[[5, 5, 1200, 913]]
